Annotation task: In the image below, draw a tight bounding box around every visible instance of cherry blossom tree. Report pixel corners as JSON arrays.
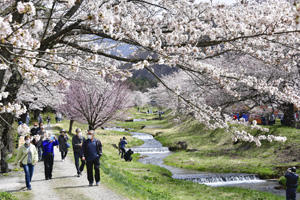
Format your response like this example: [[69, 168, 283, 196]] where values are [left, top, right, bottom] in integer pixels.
[[131, 91, 151, 108], [59, 80, 130, 131], [1, 0, 300, 171]]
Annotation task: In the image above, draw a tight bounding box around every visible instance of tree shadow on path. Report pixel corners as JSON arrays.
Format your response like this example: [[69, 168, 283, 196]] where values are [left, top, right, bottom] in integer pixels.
[[32, 175, 75, 182], [54, 185, 91, 190], [5, 186, 27, 193]]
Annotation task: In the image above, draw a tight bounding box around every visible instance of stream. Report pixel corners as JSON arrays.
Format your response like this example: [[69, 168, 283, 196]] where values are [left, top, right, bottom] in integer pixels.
[[105, 127, 292, 198]]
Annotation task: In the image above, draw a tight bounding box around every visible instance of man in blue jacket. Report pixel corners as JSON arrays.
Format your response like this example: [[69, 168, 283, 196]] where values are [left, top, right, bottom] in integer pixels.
[[42, 133, 59, 180], [82, 130, 102, 186], [285, 167, 299, 200]]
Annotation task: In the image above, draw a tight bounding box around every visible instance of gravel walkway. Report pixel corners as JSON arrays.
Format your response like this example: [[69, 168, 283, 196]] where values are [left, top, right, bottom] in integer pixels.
[[0, 126, 127, 200]]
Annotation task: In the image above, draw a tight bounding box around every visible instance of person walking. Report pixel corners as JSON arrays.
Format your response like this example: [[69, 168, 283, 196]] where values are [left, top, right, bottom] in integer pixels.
[[42, 133, 59, 180], [32, 134, 43, 161], [38, 113, 43, 124], [82, 130, 102, 186], [25, 113, 30, 126], [46, 115, 51, 127], [72, 128, 86, 177], [30, 122, 39, 136], [15, 135, 38, 190], [120, 137, 127, 159], [285, 167, 299, 200], [58, 129, 69, 161]]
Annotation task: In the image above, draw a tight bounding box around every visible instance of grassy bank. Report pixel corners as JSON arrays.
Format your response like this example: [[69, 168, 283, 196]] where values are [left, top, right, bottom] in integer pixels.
[[118, 108, 300, 181], [0, 192, 18, 200], [53, 115, 284, 199], [5, 110, 288, 199]]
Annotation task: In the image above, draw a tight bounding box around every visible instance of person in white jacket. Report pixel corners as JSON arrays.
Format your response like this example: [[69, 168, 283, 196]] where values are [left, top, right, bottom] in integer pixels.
[[15, 135, 38, 190]]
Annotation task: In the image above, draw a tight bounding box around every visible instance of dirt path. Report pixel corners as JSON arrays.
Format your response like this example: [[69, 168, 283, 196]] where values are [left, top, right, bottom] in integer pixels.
[[0, 126, 127, 200]]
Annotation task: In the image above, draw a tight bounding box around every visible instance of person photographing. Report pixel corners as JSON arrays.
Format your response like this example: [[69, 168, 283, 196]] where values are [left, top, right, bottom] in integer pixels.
[[82, 130, 102, 186], [285, 167, 299, 200], [119, 136, 127, 159], [42, 133, 59, 180]]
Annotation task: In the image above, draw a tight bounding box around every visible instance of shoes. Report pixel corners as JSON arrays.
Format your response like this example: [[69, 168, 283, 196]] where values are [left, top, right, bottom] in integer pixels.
[[45, 178, 49, 180], [77, 174, 80, 177], [89, 183, 93, 186], [62, 159, 65, 162], [96, 182, 100, 186], [27, 187, 32, 190]]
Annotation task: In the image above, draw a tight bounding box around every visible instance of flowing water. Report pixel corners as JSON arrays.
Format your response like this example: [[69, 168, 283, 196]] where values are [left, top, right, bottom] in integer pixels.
[[106, 126, 290, 197]]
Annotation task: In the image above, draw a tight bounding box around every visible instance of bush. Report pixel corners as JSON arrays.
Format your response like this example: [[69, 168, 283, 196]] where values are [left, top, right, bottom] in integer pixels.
[[278, 176, 286, 187], [0, 192, 18, 200], [169, 141, 188, 151]]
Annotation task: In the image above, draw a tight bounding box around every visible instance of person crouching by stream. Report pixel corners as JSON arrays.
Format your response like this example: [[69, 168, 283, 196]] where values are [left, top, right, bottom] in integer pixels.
[[82, 130, 102, 186], [43, 133, 59, 180], [15, 135, 38, 190], [72, 128, 86, 177], [285, 167, 299, 200]]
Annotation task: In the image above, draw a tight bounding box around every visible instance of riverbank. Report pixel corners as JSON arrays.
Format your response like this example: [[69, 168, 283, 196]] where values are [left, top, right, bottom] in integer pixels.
[[52, 117, 283, 199], [2, 110, 289, 199], [120, 108, 300, 179]]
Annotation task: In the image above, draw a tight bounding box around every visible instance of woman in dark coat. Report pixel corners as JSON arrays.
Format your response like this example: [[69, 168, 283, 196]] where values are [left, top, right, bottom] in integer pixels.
[[58, 129, 69, 161]]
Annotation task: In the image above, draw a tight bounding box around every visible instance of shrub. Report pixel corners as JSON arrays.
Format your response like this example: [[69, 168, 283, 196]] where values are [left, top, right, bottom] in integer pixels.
[[278, 176, 286, 187], [0, 192, 18, 200]]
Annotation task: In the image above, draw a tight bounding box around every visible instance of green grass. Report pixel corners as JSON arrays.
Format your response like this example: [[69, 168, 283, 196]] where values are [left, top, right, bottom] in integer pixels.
[[53, 116, 284, 200], [12, 191, 33, 200], [124, 116, 300, 179], [0, 192, 18, 200]]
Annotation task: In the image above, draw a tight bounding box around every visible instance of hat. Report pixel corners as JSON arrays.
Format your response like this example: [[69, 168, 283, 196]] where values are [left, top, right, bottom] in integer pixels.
[[291, 167, 297, 172], [60, 129, 66, 133], [18, 121, 23, 125], [75, 128, 81, 133]]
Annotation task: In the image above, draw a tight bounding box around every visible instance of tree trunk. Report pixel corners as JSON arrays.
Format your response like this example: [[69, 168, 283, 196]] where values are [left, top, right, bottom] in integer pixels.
[[88, 124, 95, 131], [19, 113, 27, 124], [33, 110, 40, 120], [0, 114, 15, 173], [69, 119, 74, 134], [0, 67, 23, 172], [0, 0, 27, 173], [281, 103, 295, 127]]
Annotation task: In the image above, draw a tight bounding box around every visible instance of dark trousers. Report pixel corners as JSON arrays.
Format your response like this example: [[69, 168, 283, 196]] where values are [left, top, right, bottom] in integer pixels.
[[120, 148, 126, 158], [37, 146, 43, 161], [44, 153, 54, 179], [86, 158, 100, 184], [23, 164, 34, 189], [286, 187, 297, 200], [74, 152, 85, 175], [61, 150, 68, 160]]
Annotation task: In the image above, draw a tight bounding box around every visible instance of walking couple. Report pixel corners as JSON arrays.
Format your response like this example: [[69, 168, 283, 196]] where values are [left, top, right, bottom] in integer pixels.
[[72, 128, 102, 186]]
